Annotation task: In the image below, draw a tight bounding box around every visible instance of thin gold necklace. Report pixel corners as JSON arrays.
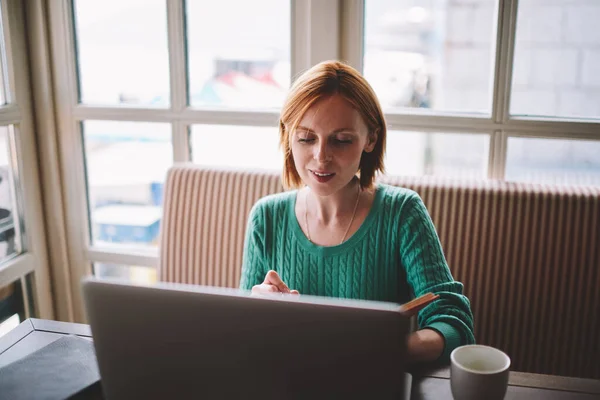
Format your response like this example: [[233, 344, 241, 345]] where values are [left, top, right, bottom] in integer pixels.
[[304, 183, 361, 245]]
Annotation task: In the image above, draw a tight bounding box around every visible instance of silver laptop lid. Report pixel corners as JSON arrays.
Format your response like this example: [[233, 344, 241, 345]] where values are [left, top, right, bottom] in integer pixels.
[[82, 278, 410, 399]]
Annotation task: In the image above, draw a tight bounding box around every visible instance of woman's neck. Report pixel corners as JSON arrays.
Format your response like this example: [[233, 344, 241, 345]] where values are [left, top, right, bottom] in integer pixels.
[[305, 178, 360, 224]]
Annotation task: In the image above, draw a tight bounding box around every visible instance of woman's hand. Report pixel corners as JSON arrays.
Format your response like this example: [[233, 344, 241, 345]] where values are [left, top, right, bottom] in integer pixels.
[[407, 328, 445, 364], [251, 270, 300, 296]]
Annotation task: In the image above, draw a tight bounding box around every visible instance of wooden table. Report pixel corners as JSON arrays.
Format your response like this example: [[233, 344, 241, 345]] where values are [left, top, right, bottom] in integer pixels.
[[1, 319, 600, 399]]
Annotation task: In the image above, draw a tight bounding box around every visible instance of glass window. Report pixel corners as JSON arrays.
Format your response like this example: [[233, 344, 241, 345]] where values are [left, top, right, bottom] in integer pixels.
[[511, 0, 600, 119], [506, 137, 600, 186], [83, 121, 172, 248], [190, 125, 282, 170], [186, 0, 291, 109], [385, 131, 489, 179], [0, 126, 22, 263], [0, 280, 24, 338], [73, 0, 170, 106], [363, 0, 497, 114], [94, 263, 157, 285]]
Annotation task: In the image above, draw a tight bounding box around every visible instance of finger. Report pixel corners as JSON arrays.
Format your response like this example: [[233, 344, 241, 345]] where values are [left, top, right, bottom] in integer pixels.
[[264, 285, 279, 293], [290, 290, 300, 295], [251, 284, 279, 294], [264, 270, 290, 293]]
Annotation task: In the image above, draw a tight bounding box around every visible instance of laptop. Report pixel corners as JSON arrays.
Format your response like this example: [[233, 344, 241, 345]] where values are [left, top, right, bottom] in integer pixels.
[[82, 277, 412, 399]]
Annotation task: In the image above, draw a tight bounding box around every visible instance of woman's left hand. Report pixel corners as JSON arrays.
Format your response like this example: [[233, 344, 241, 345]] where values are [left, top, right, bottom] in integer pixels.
[[407, 329, 445, 364]]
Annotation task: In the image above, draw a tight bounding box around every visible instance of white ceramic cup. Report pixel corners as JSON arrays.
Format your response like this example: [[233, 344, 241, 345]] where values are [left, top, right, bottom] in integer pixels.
[[450, 345, 511, 400]]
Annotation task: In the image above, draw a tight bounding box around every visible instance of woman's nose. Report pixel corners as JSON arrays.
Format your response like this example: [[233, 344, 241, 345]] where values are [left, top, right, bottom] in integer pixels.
[[314, 143, 331, 163]]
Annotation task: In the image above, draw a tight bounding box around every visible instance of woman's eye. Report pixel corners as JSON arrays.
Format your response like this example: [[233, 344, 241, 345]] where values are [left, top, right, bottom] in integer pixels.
[[335, 139, 352, 145], [298, 138, 314, 143]]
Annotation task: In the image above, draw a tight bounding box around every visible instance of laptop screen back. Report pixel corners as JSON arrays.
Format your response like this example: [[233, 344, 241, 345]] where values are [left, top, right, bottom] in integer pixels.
[[82, 278, 410, 399]]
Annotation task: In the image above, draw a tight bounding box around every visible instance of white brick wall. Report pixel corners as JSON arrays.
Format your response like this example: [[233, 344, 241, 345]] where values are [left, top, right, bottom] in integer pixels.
[[510, 89, 557, 116], [442, 0, 599, 118], [510, 1, 599, 117], [530, 49, 578, 86], [519, 0, 600, 9], [565, 6, 600, 44], [512, 48, 531, 86], [558, 90, 600, 118], [509, 137, 600, 167], [517, 5, 563, 44], [581, 50, 600, 88]]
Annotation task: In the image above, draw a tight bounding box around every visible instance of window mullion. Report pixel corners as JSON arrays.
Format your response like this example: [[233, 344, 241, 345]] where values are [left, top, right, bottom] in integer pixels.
[[291, 0, 340, 78], [340, 0, 364, 71], [291, 0, 309, 77], [489, 130, 507, 180], [166, 0, 187, 113], [490, 0, 519, 181], [172, 121, 189, 163], [310, 0, 340, 64], [492, 0, 518, 124]]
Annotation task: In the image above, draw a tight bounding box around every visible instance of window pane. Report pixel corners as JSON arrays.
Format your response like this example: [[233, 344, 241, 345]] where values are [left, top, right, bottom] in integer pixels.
[[364, 0, 497, 114], [0, 126, 23, 263], [186, 0, 290, 109], [191, 125, 282, 170], [511, 0, 600, 119], [93, 263, 157, 285], [0, 280, 24, 338], [73, 0, 170, 106], [385, 131, 489, 179], [506, 137, 600, 186], [83, 121, 172, 248]]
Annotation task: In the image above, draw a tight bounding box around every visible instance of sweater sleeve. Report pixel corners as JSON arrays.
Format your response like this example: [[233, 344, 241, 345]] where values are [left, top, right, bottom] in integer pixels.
[[239, 203, 268, 291], [399, 193, 475, 363]]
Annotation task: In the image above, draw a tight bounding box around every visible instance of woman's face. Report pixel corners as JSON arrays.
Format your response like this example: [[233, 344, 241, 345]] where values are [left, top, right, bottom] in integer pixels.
[[291, 94, 376, 197]]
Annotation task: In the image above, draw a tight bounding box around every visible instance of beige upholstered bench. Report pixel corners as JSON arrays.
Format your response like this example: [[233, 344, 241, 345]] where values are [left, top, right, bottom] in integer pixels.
[[158, 164, 600, 379]]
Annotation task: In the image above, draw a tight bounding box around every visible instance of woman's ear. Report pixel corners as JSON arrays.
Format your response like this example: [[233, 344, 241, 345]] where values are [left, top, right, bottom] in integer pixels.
[[364, 130, 378, 153]]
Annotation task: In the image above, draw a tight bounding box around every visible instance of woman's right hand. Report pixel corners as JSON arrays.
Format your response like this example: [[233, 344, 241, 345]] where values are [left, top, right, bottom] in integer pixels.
[[251, 270, 299, 296]]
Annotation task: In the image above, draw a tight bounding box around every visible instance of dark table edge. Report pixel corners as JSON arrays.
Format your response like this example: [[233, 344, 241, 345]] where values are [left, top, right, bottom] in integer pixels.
[[411, 365, 600, 396], [5, 319, 600, 396]]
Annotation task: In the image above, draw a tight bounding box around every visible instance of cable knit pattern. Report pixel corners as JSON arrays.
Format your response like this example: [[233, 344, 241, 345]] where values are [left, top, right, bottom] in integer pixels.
[[240, 184, 475, 362]]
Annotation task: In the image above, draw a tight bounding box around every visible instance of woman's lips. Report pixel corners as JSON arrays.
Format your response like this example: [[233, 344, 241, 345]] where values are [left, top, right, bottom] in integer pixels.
[[310, 170, 335, 183]]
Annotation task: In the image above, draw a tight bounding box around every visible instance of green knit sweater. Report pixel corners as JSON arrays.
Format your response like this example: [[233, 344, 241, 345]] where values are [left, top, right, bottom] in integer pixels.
[[240, 183, 475, 362]]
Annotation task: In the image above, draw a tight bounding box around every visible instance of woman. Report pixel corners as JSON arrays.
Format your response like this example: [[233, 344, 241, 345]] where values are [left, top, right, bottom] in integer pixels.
[[240, 60, 474, 364]]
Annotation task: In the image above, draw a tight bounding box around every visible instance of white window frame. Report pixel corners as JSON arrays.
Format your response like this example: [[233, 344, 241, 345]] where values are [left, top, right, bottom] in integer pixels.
[[44, 0, 600, 322], [0, 0, 53, 319]]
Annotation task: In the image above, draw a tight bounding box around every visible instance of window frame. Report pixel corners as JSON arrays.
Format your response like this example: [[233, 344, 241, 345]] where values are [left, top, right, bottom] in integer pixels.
[[0, 0, 54, 320], [45, 0, 600, 322]]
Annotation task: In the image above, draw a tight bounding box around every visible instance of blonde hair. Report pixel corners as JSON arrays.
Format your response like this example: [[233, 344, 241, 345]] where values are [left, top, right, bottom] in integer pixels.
[[279, 60, 386, 190]]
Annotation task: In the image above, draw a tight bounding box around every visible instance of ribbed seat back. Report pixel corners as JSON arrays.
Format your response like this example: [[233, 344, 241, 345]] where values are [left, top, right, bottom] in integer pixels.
[[159, 166, 600, 378]]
